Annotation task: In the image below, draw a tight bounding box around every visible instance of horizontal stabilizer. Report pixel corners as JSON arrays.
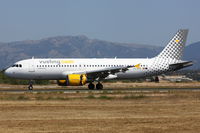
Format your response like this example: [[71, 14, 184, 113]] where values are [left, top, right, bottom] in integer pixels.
[[169, 61, 193, 70]]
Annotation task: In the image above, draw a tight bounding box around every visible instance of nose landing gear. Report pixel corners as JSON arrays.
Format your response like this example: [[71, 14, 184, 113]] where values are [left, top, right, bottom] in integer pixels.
[[28, 80, 33, 90]]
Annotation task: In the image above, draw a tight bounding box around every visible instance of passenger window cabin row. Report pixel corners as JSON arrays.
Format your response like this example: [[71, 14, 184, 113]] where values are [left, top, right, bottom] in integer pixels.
[[37, 64, 128, 68], [36, 64, 148, 68], [11, 64, 148, 68]]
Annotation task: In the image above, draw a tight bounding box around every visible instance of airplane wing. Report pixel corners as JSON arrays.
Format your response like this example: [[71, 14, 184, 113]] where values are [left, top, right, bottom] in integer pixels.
[[74, 65, 134, 81], [169, 61, 193, 70]]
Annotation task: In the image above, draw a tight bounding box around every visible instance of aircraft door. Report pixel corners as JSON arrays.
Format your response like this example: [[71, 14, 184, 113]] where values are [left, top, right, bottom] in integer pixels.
[[29, 58, 35, 72]]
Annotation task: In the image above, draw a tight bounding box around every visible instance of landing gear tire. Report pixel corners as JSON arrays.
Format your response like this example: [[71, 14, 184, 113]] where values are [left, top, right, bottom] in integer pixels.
[[155, 76, 159, 83], [96, 83, 103, 90], [28, 80, 33, 90], [28, 86, 33, 90], [88, 83, 95, 90]]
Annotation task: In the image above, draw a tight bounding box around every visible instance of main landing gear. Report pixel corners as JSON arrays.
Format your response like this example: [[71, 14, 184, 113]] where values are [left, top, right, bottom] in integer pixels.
[[155, 76, 159, 83], [88, 82, 103, 90], [88, 83, 95, 90], [28, 80, 33, 90], [96, 82, 103, 90]]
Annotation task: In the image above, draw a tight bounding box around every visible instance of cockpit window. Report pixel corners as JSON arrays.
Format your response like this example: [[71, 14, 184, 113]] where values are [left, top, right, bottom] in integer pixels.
[[12, 64, 17, 67], [12, 64, 22, 67]]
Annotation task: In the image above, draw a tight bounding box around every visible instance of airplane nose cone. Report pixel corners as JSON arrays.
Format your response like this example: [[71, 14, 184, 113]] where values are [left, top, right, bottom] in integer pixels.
[[4, 68, 11, 77]]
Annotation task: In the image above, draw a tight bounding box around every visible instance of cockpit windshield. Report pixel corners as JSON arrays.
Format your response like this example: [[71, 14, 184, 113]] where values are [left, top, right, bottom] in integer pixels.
[[12, 64, 22, 67]]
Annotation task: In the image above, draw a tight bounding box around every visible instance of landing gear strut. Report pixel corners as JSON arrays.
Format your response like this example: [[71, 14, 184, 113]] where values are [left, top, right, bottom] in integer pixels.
[[28, 80, 33, 90], [96, 82, 103, 90]]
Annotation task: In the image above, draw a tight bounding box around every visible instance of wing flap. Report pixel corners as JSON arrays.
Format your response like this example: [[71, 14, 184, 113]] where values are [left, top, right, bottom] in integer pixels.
[[73, 65, 134, 81]]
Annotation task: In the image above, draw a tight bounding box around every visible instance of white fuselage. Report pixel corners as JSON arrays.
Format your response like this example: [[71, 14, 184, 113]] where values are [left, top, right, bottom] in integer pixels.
[[4, 57, 175, 80]]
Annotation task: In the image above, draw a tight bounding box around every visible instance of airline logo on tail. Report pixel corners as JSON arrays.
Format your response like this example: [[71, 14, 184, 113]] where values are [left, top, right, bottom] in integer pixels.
[[175, 40, 180, 43]]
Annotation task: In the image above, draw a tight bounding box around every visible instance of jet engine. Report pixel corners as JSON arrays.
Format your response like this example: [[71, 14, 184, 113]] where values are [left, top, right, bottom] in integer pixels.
[[57, 74, 87, 86]]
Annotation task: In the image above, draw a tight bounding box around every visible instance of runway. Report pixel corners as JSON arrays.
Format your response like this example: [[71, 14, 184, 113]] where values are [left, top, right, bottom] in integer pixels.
[[0, 82, 200, 93], [0, 88, 200, 93]]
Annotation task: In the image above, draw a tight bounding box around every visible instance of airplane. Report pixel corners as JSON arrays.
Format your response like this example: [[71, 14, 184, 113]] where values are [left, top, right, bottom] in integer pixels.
[[4, 29, 193, 90]]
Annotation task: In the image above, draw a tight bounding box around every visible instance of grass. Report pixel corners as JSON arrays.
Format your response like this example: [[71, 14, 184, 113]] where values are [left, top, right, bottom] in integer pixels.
[[1, 90, 200, 133], [98, 95, 113, 100], [86, 95, 96, 99], [36, 96, 69, 100], [0, 95, 30, 101], [123, 94, 145, 99], [0, 89, 199, 101], [35, 96, 45, 100], [17, 95, 30, 100]]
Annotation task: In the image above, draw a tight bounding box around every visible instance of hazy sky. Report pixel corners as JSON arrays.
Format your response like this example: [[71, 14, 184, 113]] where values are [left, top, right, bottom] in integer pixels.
[[0, 0, 199, 46]]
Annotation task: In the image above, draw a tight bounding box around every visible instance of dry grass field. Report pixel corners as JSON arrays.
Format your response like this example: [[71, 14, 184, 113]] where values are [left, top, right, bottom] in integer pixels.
[[0, 86, 200, 133]]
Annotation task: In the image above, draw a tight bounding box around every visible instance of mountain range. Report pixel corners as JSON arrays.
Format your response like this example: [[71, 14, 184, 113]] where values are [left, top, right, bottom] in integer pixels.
[[0, 35, 199, 69]]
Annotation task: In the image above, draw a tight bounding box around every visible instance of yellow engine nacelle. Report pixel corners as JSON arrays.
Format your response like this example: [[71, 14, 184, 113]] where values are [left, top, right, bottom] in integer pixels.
[[57, 74, 87, 86]]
